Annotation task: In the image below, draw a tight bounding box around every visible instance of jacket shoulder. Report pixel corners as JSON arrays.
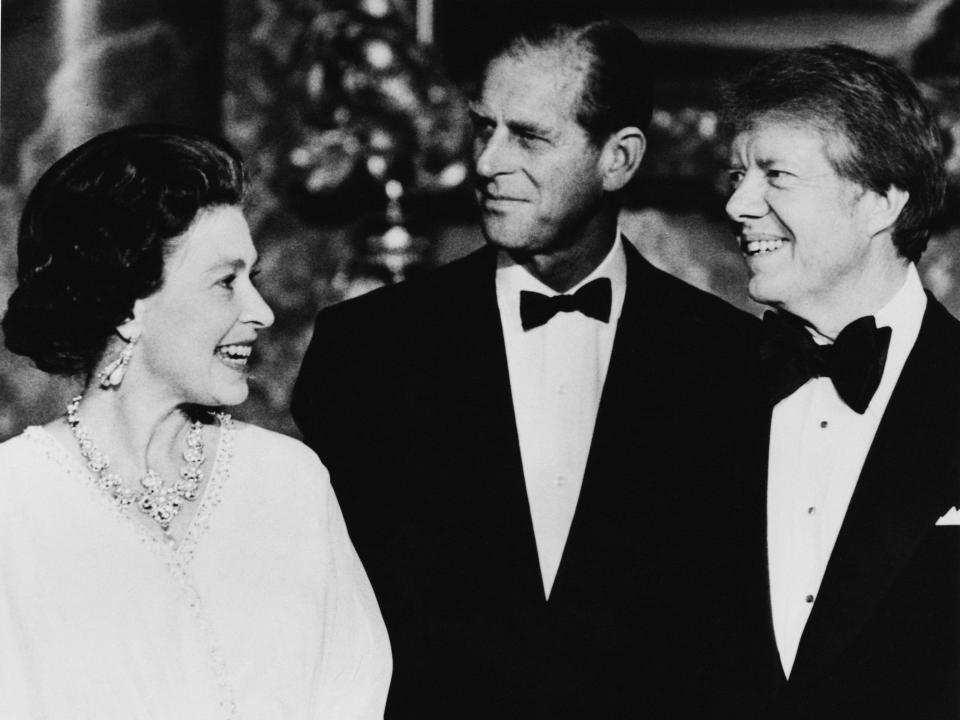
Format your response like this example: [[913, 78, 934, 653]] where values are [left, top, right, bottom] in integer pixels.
[[317, 247, 492, 327], [627, 243, 760, 341], [924, 292, 960, 347]]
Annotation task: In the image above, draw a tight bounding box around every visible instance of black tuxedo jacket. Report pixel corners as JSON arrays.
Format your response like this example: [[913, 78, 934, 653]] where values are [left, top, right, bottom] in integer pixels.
[[747, 294, 960, 719], [293, 240, 764, 719]]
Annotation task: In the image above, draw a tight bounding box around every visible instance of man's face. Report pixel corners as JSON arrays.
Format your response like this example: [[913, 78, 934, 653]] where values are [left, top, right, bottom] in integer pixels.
[[726, 118, 881, 322], [469, 48, 606, 258]]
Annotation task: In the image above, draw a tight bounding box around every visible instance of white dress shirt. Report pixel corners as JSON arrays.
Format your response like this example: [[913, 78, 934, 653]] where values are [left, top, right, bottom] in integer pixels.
[[496, 236, 627, 599], [767, 264, 926, 677]]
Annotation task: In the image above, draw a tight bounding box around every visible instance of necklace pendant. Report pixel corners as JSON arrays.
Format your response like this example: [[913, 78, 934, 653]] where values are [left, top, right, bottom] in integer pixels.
[[65, 396, 210, 537], [146, 488, 183, 530], [138, 494, 156, 513], [154, 505, 175, 530]]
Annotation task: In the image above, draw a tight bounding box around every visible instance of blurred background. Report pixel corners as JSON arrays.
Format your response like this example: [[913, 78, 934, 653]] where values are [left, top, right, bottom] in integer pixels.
[[4, 0, 960, 440]]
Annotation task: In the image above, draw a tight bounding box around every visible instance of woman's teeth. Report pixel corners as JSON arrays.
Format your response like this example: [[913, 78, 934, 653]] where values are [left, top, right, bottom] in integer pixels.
[[741, 237, 787, 256], [216, 344, 252, 367]]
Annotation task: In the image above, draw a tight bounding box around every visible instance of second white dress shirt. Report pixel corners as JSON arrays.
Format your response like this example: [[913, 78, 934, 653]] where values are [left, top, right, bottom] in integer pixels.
[[767, 264, 926, 677], [495, 237, 627, 599]]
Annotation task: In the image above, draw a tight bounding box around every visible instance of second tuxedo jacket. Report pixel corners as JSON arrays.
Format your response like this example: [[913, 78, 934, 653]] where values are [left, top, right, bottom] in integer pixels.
[[293, 239, 764, 719], [746, 295, 960, 719]]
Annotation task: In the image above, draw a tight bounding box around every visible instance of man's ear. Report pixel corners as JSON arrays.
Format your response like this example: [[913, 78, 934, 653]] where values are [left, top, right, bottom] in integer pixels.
[[866, 184, 910, 239], [600, 127, 646, 192]]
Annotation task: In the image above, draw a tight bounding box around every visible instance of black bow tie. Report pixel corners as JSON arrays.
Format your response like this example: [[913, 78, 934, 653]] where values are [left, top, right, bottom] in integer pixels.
[[519, 278, 612, 331], [760, 311, 892, 414]]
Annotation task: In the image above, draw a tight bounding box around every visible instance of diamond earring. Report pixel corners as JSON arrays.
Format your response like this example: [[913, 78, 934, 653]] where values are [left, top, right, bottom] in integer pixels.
[[97, 334, 139, 389]]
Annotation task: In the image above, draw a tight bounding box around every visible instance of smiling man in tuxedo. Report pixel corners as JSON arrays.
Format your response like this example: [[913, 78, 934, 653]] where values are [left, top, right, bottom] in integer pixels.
[[723, 44, 960, 717], [294, 12, 761, 718]]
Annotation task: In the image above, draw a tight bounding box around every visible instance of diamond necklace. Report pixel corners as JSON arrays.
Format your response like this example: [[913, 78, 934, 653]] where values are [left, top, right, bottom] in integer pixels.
[[65, 395, 206, 535]]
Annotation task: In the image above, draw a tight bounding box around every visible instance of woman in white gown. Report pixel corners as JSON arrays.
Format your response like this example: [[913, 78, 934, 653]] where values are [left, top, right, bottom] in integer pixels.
[[0, 125, 391, 719]]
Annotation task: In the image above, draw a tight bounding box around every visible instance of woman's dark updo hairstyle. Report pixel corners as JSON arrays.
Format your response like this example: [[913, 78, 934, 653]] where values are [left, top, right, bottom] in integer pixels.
[[2, 124, 245, 378]]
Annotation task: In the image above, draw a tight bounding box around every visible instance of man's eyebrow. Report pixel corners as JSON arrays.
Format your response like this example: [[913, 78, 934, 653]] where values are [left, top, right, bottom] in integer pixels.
[[505, 118, 552, 137], [726, 157, 781, 170], [467, 107, 551, 138]]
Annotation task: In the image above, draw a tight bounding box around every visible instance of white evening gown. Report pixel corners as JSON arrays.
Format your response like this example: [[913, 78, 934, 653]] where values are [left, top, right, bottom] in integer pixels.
[[0, 420, 391, 719]]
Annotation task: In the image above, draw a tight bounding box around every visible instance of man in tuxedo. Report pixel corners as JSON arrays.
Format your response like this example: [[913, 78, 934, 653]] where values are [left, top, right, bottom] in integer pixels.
[[723, 44, 960, 717], [294, 13, 761, 718]]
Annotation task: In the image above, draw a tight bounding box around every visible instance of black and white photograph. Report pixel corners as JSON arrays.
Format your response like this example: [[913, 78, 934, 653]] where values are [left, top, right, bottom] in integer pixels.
[[2, 1, 960, 717]]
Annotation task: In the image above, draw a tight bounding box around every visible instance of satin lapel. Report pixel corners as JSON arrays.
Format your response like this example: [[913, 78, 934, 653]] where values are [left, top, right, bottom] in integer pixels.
[[760, 408, 789, 688], [788, 297, 960, 685], [548, 241, 663, 600], [582, 240, 658, 455], [434, 247, 543, 599]]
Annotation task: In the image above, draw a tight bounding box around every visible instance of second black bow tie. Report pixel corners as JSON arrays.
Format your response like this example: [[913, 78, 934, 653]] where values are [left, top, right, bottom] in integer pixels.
[[519, 277, 612, 331], [760, 311, 892, 414]]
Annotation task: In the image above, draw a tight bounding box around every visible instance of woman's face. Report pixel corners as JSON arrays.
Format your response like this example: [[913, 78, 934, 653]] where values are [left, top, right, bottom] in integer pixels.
[[129, 205, 274, 408]]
